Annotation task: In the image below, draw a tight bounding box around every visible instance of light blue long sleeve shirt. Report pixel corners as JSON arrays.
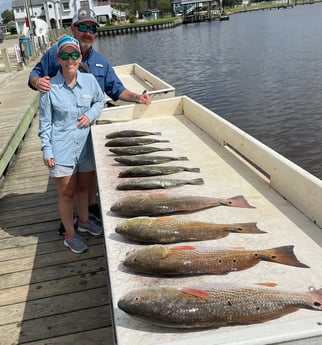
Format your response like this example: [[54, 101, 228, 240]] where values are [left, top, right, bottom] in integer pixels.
[[39, 70, 105, 166]]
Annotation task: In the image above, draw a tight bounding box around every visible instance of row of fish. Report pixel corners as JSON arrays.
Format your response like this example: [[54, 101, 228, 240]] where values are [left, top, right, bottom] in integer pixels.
[[105, 129, 318, 331]]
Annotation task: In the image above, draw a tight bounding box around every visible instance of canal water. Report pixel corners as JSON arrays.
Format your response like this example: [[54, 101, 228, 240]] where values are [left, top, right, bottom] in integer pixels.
[[94, 3, 322, 180]]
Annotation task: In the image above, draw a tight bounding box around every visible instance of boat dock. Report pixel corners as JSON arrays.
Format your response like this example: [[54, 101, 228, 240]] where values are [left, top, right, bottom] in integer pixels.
[[0, 64, 114, 344]]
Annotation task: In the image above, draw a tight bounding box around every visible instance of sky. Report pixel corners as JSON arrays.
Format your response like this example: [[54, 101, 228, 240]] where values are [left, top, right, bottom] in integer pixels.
[[0, 0, 12, 16]]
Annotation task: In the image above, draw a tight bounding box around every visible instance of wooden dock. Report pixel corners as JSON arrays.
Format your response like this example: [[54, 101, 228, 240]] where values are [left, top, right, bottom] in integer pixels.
[[0, 63, 114, 344]]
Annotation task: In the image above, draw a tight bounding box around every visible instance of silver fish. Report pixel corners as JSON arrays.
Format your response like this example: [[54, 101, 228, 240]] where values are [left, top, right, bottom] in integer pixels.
[[105, 130, 161, 138], [119, 166, 200, 177], [109, 146, 172, 156], [116, 177, 204, 190], [105, 137, 169, 147], [114, 155, 189, 166]]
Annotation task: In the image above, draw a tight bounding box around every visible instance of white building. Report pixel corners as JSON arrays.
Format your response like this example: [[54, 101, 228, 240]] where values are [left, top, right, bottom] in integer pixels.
[[12, 0, 112, 34]]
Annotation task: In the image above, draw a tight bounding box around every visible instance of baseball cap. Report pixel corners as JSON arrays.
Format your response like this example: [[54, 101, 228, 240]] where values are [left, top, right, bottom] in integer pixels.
[[57, 35, 81, 53], [72, 8, 99, 27]]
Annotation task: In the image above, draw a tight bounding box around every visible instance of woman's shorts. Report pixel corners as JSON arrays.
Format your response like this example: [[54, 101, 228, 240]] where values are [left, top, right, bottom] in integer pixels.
[[49, 158, 96, 178]]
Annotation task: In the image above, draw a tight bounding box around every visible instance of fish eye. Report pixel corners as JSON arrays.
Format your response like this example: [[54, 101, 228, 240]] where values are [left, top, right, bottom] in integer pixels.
[[314, 301, 321, 307]]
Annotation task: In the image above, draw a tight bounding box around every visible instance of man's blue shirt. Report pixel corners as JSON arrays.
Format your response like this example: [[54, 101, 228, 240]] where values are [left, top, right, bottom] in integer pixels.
[[30, 45, 125, 101], [39, 70, 105, 165]]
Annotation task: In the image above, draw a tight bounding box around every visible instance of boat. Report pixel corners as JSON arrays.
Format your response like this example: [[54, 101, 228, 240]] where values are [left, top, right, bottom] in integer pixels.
[[91, 67, 322, 345]]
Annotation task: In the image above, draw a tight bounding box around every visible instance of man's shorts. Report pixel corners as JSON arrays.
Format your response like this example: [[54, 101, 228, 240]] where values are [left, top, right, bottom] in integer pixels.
[[49, 158, 96, 178]]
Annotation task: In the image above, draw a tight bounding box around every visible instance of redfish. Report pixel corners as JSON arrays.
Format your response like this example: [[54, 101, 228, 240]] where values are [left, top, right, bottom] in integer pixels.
[[105, 137, 169, 147], [119, 166, 200, 177], [118, 283, 322, 328], [123, 245, 308, 275], [106, 130, 161, 139], [109, 146, 172, 156], [116, 177, 204, 190], [110, 193, 255, 217], [115, 217, 265, 243]]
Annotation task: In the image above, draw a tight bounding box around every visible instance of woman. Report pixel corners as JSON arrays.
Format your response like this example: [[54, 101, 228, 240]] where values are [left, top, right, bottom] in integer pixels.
[[39, 35, 105, 253]]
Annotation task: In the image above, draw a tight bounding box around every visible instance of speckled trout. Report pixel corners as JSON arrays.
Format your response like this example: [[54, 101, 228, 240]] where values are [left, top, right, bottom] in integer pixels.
[[105, 137, 169, 147], [109, 146, 172, 156], [110, 193, 255, 217], [123, 244, 308, 275], [119, 166, 200, 177], [115, 217, 265, 243], [118, 283, 322, 328], [116, 177, 204, 190], [114, 155, 188, 166], [105, 130, 161, 139]]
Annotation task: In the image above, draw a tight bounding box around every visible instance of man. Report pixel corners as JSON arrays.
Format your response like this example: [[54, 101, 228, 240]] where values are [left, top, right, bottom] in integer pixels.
[[29, 7, 151, 234]]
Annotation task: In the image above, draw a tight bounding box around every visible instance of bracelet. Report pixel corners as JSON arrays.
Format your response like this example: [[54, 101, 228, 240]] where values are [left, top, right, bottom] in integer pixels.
[[134, 94, 140, 103]]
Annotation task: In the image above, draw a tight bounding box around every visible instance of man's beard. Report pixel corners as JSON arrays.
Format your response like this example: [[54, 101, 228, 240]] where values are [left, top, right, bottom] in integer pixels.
[[80, 42, 92, 51]]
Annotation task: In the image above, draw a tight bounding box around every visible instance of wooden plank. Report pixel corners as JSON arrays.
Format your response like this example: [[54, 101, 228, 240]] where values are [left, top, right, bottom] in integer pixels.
[[0, 236, 103, 262], [0, 256, 107, 289], [0, 243, 105, 274], [0, 287, 109, 325], [22, 327, 114, 345], [0, 270, 108, 305], [0, 305, 112, 344]]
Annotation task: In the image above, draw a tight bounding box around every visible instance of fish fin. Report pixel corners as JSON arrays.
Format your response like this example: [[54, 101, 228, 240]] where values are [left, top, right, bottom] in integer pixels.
[[261, 245, 309, 268], [175, 157, 189, 161], [184, 167, 201, 172], [230, 222, 267, 234], [180, 287, 212, 300], [189, 178, 204, 185], [172, 245, 196, 251], [255, 282, 278, 287], [223, 195, 256, 208], [159, 216, 174, 221]]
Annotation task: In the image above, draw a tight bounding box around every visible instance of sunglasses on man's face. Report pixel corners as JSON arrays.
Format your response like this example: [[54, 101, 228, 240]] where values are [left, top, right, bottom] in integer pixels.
[[59, 52, 81, 60], [76, 23, 97, 34]]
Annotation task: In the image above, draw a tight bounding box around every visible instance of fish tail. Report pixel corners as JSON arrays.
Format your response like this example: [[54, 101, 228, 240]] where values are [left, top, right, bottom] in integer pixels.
[[223, 195, 255, 208], [153, 132, 162, 135], [261, 245, 309, 268], [161, 148, 173, 151], [188, 178, 204, 185], [233, 222, 267, 234], [184, 167, 200, 172], [174, 157, 189, 161], [160, 140, 170, 143]]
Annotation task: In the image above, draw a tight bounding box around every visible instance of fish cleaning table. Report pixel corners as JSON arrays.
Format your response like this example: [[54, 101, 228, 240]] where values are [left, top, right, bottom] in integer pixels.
[[91, 96, 322, 345]]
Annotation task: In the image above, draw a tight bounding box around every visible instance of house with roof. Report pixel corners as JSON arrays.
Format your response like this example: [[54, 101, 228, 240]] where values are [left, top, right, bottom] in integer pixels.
[[12, 0, 114, 34]]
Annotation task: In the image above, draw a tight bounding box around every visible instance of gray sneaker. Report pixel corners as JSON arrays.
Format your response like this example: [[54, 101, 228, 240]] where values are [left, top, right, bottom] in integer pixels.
[[64, 234, 88, 254], [78, 219, 103, 236]]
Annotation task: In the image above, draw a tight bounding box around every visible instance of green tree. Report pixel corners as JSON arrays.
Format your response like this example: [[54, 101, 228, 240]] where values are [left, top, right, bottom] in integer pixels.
[[1, 9, 14, 24]]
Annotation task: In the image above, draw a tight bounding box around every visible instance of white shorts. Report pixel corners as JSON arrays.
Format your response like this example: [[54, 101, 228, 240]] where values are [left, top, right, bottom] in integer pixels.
[[49, 158, 96, 178]]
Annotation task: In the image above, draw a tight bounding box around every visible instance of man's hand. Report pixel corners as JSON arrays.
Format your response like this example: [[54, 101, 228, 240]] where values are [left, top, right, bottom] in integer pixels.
[[35, 76, 51, 92]]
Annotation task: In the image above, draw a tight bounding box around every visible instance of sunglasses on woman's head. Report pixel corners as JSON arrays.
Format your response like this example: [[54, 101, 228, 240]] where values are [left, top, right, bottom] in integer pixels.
[[59, 52, 81, 60], [76, 23, 97, 34]]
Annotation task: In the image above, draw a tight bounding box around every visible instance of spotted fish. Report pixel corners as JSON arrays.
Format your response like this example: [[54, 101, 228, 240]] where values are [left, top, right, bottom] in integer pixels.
[[119, 166, 200, 177], [110, 193, 255, 217], [118, 283, 322, 328], [109, 146, 172, 156], [106, 130, 161, 139], [115, 217, 265, 243], [114, 155, 189, 166], [123, 244, 308, 275], [105, 137, 169, 147], [116, 177, 204, 190]]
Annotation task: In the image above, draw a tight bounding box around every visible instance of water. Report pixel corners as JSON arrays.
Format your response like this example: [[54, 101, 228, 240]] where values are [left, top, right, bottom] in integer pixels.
[[94, 4, 322, 180]]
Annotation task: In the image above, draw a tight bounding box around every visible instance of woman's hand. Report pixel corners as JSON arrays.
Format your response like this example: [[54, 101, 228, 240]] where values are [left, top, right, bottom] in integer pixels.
[[43, 158, 54, 168], [77, 114, 91, 128]]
